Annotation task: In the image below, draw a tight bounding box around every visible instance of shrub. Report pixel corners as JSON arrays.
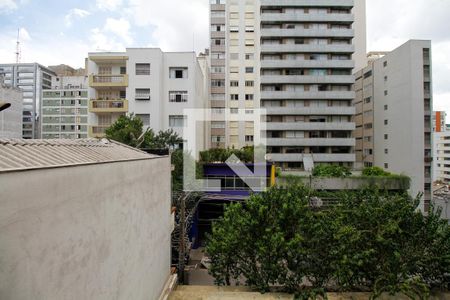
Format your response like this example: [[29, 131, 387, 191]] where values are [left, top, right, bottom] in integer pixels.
[[207, 186, 450, 298], [312, 164, 351, 178], [362, 166, 391, 177]]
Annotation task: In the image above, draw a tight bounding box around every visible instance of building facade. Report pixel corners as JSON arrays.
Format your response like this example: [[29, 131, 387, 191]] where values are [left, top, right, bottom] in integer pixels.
[[87, 49, 207, 151], [209, 0, 366, 170], [432, 111, 446, 133], [353, 40, 433, 211], [0, 63, 56, 139], [0, 77, 23, 138], [434, 131, 450, 185], [41, 76, 89, 139]]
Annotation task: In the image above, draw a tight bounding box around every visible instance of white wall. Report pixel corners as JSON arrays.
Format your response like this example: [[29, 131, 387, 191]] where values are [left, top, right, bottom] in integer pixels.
[[0, 157, 171, 300]]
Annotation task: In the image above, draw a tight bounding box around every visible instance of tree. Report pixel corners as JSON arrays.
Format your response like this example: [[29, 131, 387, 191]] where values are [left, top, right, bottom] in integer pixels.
[[312, 164, 351, 178], [206, 186, 450, 298]]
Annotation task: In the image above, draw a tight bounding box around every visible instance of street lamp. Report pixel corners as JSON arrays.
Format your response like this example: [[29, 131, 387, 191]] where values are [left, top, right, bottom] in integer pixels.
[[0, 101, 11, 112]]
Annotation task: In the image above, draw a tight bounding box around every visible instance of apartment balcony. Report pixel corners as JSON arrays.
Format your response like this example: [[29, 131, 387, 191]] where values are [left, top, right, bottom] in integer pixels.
[[261, 28, 354, 38], [89, 74, 129, 88], [264, 106, 355, 116], [89, 99, 128, 113], [261, 75, 354, 85], [261, 44, 355, 54], [261, 12, 354, 23], [260, 0, 354, 7], [88, 125, 110, 138], [261, 90, 355, 100], [267, 138, 355, 147], [261, 59, 354, 69], [269, 153, 355, 162], [265, 122, 355, 131]]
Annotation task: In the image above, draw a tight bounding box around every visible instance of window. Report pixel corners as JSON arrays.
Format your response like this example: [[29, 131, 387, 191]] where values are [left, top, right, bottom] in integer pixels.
[[245, 67, 254, 73], [384, 163, 389, 169], [245, 80, 254, 87], [384, 90, 388, 96], [170, 67, 188, 79], [364, 97, 371, 103], [230, 67, 239, 73], [230, 108, 238, 114], [136, 63, 150, 75], [383, 61, 387, 67], [230, 26, 239, 32], [120, 67, 126, 75], [230, 94, 239, 100], [245, 26, 254, 32], [136, 114, 150, 126], [169, 115, 186, 127], [245, 39, 255, 46], [230, 53, 239, 60], [245, 135, 254, 142], [169, 91, 188, 103], [384, 105, 388, 110], [385, 149, 389, 154], [384, 134, 388, 140], [384, 76, 388, 81], [384, 119, 388, 125], [230, 80, 239, 87], [135, 88, 150, 100], [212, 80, 225, 87], [245, 94, 254, 101], [245, 53, 254, 60]]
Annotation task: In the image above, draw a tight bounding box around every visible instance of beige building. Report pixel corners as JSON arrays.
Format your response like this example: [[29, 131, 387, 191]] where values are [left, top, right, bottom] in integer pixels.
[[353, 40, 433, 211], [0, 77, 23, 138], [0, 139, 172, 300], [209, 0, 366, 171]]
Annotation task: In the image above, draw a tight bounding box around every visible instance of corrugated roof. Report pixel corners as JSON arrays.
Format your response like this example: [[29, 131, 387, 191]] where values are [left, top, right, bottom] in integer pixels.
[[0, 138, 159, 172]]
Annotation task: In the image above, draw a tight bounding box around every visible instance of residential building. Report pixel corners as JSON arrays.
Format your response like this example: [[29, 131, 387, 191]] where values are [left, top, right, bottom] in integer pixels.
[[0, 139, 172, 300], [353, 40, 433, 211], [87, 49, 207, 151], [432, 111, 446, 133], [0, 63, 56, 138], [41, 76, 89, 139], [434, 131, 450, 185], [0, 76, 23, 138], [209, 0, 366, 170]]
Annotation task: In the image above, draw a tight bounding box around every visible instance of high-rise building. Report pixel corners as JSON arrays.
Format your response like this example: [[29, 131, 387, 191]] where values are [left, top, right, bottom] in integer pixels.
[[41, 76, 89, 139], [87, 49, 207, 150], [209, 0, 365, 170], [0, 76, 23, 138], [353, 40, 433, 211], [0, 63, 56, 139], [432, 111, 446, 133]]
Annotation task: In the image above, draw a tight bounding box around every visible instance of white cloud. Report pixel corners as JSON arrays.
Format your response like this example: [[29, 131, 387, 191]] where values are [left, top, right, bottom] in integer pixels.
[[0, 0, 18, 13], [96, 0, 122, 11], [127, 0, 209, 53], [64, 8, 91, 27], [103, 17, 132, 44], [89, 27, 126, 52], [18, 27, 31, 41]]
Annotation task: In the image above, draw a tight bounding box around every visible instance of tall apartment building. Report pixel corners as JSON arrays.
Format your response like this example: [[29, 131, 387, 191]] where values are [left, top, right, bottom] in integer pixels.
[[87, 49, 207, 150], [41, 76, 89, 139], [433, 111, 448, 183], [0, 63, 56, 138], [209, 0, 366, 170], [432, 111, 446, 133], [354, 40, 433, 211], [0, 76, 23, 138]]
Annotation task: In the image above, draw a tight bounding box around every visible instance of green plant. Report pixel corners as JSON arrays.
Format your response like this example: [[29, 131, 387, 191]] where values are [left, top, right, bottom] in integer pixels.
[[362, 166, 391, 177], [312, 164, 351, 178], [206, 186, 450, 298]]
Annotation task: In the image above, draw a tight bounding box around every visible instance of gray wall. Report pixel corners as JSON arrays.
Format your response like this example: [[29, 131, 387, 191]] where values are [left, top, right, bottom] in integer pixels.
[[0, 157, 171, 300]]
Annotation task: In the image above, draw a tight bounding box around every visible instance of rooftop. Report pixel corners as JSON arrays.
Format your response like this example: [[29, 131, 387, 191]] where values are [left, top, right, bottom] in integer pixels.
[[0, 139, 158, 173]]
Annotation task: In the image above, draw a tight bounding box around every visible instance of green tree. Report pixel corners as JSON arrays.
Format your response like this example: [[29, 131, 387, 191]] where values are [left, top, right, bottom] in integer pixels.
[[312, 164, 351, 178], [207, 186, 450, 298], [105, 114, 152, 148]]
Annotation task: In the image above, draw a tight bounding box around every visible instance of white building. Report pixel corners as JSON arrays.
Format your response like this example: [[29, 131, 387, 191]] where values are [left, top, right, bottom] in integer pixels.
[[0, 77, 23, 138], [434, 131, 450, 185], [87, 49, 207, 151], [354, 40, 433, 211], [209, 0, 367, 170], [0, 139, 172, 300], [0, 63, 56, 138], [41, 76, 89, 139]]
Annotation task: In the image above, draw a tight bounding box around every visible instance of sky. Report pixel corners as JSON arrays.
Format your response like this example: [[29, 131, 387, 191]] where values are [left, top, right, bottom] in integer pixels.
[[0, 0, 449, 118]]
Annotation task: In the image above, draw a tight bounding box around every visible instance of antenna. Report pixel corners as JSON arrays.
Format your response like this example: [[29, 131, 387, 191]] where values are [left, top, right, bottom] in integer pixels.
[[15, 28, 21, 63]]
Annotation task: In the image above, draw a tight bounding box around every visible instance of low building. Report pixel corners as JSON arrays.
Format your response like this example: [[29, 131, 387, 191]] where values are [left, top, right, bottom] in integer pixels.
[[0, 76, 23, 138], [0, 139, 172, 300], [41, 76, 89, 139]]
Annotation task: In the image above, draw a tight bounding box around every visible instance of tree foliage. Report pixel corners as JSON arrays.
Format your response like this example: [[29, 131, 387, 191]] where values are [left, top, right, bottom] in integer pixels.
[[362, 166, 392, 177], [312, 164, 352, 178], [199, 147, 254, 163], [105, 114, 182, 150], [206, 186, 450, 298]]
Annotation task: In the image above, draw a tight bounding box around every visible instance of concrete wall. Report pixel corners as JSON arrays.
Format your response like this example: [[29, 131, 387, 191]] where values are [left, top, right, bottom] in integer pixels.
[[0, 157, 171, 300]]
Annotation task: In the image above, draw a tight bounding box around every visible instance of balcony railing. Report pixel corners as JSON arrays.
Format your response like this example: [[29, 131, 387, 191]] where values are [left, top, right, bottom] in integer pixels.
[[89, 74, 129, 87], [89, 125, 110, 138], [89, 99, 128, 113]]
